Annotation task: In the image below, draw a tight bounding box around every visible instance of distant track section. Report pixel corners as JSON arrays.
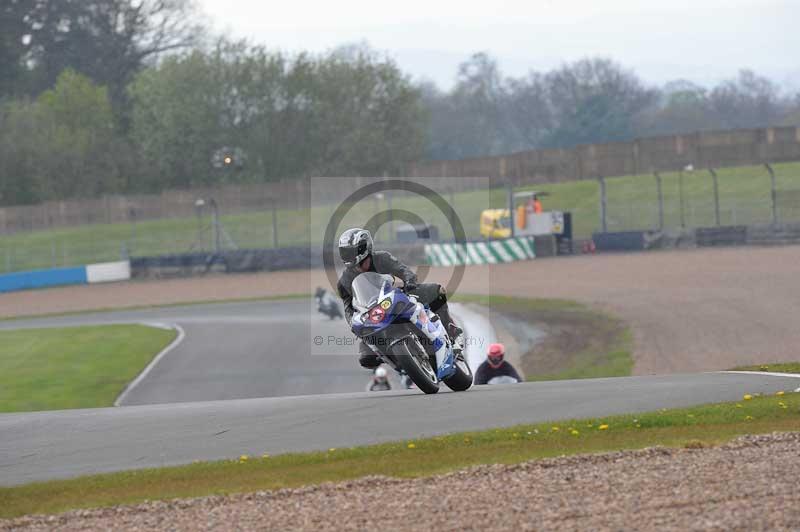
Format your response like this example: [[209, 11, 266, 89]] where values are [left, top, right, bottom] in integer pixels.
[[0, 299, 369, 405]]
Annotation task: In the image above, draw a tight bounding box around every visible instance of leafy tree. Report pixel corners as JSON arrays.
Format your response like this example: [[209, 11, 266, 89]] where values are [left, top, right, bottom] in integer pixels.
[[0, 70, 127, 204], [308, 43, 425, 176], [0, 99, 40, 204], [34, 70, 127, 199], [129, 50, 224, 190], [130, 41, 425, 187]]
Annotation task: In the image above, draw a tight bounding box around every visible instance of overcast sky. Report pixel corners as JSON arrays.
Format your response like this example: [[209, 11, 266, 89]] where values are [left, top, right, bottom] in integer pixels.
[[197, 0, 800, 92]]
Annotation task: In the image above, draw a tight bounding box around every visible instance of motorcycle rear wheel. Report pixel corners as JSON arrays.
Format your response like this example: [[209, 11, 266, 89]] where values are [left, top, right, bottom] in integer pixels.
[[392, 338, 439, 394]]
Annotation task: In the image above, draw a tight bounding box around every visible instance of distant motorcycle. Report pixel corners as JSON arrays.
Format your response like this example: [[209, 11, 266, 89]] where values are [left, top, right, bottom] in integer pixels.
[[366, 366, 392, 392], [487, 375, 520, 385], [349, 272, 472, 394], [315, 287, 343, 320]]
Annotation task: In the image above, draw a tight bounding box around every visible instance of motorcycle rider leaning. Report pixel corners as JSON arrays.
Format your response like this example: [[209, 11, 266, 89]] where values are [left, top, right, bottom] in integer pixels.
[[337, 227, 463, 369]]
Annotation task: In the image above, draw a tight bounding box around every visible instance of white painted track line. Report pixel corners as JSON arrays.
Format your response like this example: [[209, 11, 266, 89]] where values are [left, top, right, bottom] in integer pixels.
[[720, 370, 800, 379], [114, 324, 186, 406], [720, 371, 800, 393]]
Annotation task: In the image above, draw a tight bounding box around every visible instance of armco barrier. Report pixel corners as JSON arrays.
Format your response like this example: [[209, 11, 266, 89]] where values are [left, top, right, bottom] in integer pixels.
[[130, 245, 427, 279], [425, 237, 535, 267], [532, 235, 557, 258], [0, 260, 131, 293], [592, 231, 647, 252], [0, 266, 88, 293], [591, 230, 669, 252], [747, 222, 800, 246], [695, 226, 747, 247]]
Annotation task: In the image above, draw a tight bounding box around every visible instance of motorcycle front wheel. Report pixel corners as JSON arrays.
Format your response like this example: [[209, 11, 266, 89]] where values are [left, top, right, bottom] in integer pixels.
[[392, 337, 439, 394], [444, 352, 473, 392]]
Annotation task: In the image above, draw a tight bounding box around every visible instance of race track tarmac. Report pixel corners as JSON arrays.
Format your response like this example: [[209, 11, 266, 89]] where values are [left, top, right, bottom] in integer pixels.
[[0, 299, 373, 405], [0, 299, 494, 405], [1, 372, 798, 486], [2, 299, 799, 487]]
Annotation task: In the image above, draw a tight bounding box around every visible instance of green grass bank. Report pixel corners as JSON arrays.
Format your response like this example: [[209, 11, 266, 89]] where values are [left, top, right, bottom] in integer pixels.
[[0, 324, 176, 413]]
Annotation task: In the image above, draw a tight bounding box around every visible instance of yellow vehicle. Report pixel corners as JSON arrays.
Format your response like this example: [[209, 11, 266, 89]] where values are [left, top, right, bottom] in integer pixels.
[[479, 208, 512, 239]]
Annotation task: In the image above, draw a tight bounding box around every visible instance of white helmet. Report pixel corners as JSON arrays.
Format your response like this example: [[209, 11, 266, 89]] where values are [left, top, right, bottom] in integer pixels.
[[374, 366, 387, 378], [338, 228, 373, 266]]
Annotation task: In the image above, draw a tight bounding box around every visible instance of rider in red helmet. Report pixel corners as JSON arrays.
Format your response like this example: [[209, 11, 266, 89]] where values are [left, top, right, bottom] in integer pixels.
[[474, 343, 522, 385]]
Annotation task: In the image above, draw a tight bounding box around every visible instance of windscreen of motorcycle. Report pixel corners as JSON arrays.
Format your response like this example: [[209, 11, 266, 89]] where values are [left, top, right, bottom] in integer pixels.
[[351, 272, 393, 310]]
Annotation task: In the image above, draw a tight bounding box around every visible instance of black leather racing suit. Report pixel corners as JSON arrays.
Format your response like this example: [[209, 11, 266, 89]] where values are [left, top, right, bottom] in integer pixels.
[[473, 360, 522, 385], [337, 251, 457, 368]]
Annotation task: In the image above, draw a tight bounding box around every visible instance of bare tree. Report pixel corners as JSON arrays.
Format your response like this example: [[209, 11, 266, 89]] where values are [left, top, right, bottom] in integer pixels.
[[505, 72, 552, 149], [541, 58, 658, 147], [22, 0, 205, 124], [422, 52, 510, 159], [709, 70, 785, 129]]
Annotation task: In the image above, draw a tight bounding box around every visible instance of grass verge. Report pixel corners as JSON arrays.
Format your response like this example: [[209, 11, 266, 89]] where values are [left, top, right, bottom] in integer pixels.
[[455, 294, 633, 380], [0, 324, 176, 413], [730, 362, 800, 374], [1, 392, 798, 519]]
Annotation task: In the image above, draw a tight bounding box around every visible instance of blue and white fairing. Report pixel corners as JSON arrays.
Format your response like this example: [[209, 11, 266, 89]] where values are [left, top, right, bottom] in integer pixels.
[[409, 301, 456, 380], [350, 272, 455, 380]]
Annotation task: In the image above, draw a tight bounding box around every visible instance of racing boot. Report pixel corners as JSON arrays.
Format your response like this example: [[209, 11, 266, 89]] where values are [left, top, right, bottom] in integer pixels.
[[358, 341, 382, 369], [431, 302, 465, 357], [448, 323, 465, 357]]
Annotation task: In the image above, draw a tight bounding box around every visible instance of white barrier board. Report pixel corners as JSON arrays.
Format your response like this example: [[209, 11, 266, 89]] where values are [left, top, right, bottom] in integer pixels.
[[517, 211, 564, 236], [86, 261, 131, 284]]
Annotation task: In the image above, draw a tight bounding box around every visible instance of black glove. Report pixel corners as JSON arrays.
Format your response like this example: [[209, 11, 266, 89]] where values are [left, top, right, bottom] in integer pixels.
[[403, 281, 417, 293]]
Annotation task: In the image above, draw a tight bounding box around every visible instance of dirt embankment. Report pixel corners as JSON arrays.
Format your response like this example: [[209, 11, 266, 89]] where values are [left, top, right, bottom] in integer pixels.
[[3, 246, 800, 375], [467, 299, 630, 380], [443, 245, 800, 375], [5, 432, 799, 531]]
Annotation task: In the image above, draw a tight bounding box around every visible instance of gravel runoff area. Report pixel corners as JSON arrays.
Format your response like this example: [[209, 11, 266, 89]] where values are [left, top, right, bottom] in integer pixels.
[[4, 246, 800, 375], [3, 432, 799, 531]]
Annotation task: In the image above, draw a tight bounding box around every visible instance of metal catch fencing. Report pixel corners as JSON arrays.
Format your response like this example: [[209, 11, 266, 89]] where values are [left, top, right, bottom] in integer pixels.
[[597, 163, 800, 235], [2, 164, 800, 273]]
